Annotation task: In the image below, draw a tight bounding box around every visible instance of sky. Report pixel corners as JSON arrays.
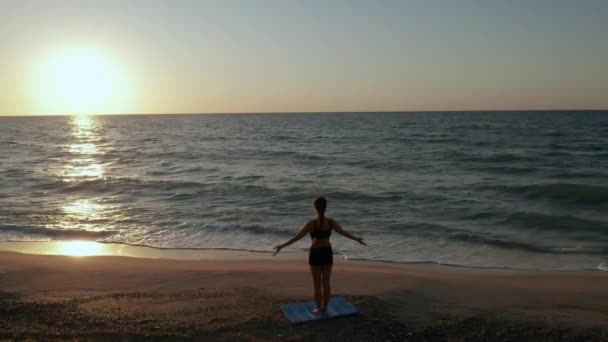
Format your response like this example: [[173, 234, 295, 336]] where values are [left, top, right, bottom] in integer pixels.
[[1, 0, 607, 115]]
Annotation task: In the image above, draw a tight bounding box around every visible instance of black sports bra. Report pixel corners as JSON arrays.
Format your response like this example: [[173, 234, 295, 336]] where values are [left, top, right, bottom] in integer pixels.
[[310, 218, 332, 239]]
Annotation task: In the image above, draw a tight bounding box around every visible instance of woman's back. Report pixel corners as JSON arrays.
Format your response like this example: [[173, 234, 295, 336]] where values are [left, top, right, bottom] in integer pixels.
[[310, 218, 333, 247]]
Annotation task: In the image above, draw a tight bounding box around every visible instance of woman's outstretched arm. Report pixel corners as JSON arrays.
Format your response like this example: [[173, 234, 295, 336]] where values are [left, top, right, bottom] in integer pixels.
[[273, 221, 314, 255], [332, 219, 366, 245]]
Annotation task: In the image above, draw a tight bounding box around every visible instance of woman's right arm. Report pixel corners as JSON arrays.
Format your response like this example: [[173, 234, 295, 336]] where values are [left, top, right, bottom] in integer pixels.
[[332, 219, 366, 245], [273, 221, 313, 255]]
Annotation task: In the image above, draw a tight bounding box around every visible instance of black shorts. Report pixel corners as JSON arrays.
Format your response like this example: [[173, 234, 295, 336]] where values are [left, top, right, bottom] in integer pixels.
[[309, 246, 333, 266]]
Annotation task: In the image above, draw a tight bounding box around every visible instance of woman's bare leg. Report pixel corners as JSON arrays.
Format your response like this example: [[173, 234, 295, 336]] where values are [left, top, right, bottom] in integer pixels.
[[321, 265, 332, 313], [310, 266, 323, 314]]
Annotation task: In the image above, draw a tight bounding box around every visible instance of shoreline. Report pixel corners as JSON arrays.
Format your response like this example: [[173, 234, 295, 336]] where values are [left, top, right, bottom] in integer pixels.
[[1, 240, 606, 273]]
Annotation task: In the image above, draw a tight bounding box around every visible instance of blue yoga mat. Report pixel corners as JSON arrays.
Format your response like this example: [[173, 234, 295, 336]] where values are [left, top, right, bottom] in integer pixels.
[[280, 296, 359, 323]]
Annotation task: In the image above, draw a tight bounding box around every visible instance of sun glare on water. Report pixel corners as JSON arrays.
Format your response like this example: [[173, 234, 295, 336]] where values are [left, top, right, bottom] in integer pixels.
[[58, 241, 103, 257], [32, 46, 133, 115]]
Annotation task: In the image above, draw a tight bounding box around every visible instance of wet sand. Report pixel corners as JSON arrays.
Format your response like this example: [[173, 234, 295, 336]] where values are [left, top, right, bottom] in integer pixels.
[[1, 251, 607, 341]]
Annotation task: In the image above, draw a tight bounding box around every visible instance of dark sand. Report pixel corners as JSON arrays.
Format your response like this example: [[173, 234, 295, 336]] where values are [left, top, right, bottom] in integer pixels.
[[1, 251, 607, 341]]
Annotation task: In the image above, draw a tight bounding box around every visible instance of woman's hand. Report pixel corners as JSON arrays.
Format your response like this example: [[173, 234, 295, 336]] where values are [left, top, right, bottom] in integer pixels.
[[273, 244, 284, 256], [355, 237, 367, 246]]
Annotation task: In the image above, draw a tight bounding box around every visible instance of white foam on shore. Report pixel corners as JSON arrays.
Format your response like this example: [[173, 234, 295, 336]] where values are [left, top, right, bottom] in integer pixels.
[[0, 240, 305, 261], [1, 241, 605, 273]]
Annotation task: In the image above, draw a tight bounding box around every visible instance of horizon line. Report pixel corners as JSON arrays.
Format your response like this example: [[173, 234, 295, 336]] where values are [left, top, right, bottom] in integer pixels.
[[1, 108, 606, 117]]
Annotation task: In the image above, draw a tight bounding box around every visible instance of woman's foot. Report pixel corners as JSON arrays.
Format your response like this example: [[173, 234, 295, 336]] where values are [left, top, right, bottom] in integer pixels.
[[312, 308, 326, 315]]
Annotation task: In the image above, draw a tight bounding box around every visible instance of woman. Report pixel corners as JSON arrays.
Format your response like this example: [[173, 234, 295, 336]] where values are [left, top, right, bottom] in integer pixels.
[[273, 197, 366, 315]]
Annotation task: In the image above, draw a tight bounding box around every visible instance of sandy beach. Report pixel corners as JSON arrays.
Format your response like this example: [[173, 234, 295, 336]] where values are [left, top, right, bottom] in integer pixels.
[[3, 0, 607, 339], [1, 249, 607, 341]]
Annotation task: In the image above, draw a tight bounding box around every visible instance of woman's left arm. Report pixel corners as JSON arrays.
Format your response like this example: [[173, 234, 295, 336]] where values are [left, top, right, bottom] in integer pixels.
[[332, 219, 366, 245], [273, 221, 313, 256]]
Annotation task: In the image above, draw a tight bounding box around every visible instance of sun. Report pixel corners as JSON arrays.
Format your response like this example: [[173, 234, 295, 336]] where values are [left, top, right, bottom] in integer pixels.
[[32, 46, 133, 115]]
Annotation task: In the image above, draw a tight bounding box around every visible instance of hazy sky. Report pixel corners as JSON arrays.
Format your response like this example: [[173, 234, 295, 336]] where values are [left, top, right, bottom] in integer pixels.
[[1, 0, 607, 115]]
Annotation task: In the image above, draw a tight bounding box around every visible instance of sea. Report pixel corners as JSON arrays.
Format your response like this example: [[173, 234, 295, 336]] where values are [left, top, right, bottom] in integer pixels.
[[1, 111, 607, 271]]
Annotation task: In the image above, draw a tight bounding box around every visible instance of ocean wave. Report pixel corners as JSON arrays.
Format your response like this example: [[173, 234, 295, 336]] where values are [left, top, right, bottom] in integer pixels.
[[0, 224, 116, 240], [1, 168, 30, 178], [384, 222, 456, 234], [48, 176, 412, 204], [547, 170, 606, 179], [341, 255, 607, 271], [384, 221, 608, 254], [322, 190, 405, 202], [145, 165, 219, 176], [354, 160, 408, 171], [543, 142, 608, 154], [541, 129, 564, 137], [452, 152, 535, 163], [540, 149, 608, 158], [268, 134, 294, 141], [502, 211, 608, 235], [504, 183, 608, 204], [49, 177, 243, 194], [196, 223, 294, 237], [260, 149, 327, 162], [420, 137, 463, 144], [448, 232, 608, 255], [467, 164, 535, 175]]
